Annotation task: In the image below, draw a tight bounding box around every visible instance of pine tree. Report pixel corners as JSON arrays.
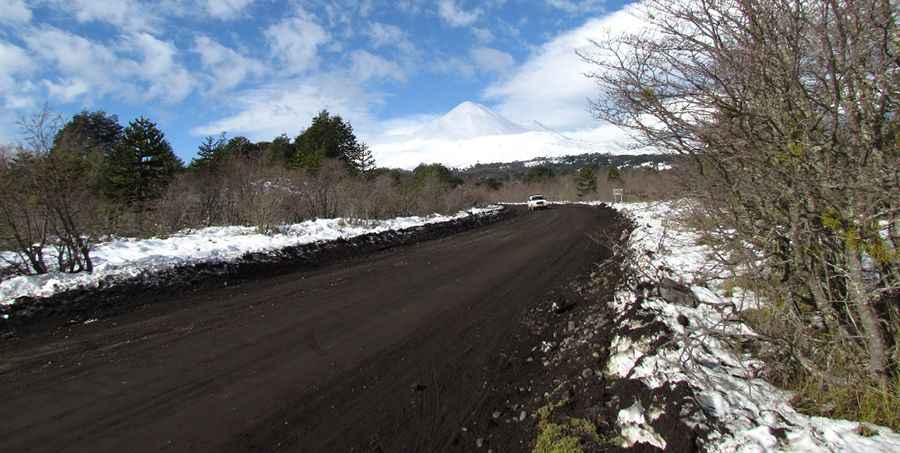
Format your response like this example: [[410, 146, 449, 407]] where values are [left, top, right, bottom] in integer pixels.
[[104, 117, 183, 207], [575, 167, 597, 198]]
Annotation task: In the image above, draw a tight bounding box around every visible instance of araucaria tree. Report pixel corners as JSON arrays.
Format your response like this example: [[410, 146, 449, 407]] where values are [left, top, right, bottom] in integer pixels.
[[585, 0, 898, 396], [104, 117, 183, 208]]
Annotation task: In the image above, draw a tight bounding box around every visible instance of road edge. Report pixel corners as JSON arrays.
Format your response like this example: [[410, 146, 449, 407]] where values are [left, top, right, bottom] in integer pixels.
[[1, 207, 518, 337]]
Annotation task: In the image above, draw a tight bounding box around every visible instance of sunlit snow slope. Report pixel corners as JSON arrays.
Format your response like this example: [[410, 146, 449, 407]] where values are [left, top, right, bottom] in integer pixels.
[[371, 101, 641, 169]]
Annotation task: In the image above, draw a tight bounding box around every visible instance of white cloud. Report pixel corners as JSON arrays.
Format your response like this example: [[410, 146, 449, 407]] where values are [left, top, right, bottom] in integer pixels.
[[23, 25, 196, 104], [367, 22, 415, 55], [193, 35, 265, 92], [125, 32, 196, 102], [24, 26, 126, 99], [265, 7, 330, 73], [204, 0, 254, 19], [1, 0, 32, 25], [431, 55, 476, 79], [43, 79, 90, 103], [472, 27, 494, 43], [484, 6, 641, 130], [191, 76, 377, 141], [470, 47, 514, 75], [0, 39, 35, 75], [437, 0, 481, 27], [546, 0, 607, 14], [0, 39, 37, 109], [50, 0, 159, 32], [349, 50, 406, 82], [377, 113, 440, 138]]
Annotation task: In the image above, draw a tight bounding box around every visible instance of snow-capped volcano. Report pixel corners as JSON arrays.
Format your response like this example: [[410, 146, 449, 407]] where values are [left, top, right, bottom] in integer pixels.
[[412, 101, 528, 140], [370, 101, 642, 169]]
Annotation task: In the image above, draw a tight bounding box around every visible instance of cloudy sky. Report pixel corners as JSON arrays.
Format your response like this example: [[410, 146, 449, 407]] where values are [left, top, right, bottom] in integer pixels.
[[0, 0, 636, 161]]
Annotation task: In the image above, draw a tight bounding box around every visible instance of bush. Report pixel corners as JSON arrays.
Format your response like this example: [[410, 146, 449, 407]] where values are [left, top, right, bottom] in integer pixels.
[[588, 0, 899, 425]]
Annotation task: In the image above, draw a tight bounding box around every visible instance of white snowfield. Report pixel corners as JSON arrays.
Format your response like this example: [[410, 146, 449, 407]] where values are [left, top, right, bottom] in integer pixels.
[[0, 206, 503, 306], [370, 101, 645, 169], [608, 201, 900, 452]]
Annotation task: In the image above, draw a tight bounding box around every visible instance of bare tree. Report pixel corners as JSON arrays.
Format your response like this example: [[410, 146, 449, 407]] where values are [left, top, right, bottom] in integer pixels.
[[584, 0, 899, 387], [0, 106, 100, 276]]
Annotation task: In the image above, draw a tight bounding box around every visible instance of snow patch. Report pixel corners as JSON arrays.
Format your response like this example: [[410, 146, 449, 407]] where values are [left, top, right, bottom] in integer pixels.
[[608, 201, 900, 452], [617, 399, 668, 449]]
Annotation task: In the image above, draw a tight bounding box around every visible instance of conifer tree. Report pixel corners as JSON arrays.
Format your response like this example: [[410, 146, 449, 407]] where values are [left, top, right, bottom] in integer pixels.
[[104, 116, 183, 207], [190, 134, 227, 169], [52, 110, 123, 189], [575, 167, 597, 198], [52, 110, 122, 158], [607, 165, 622, 184], [292, 110, 374, 174]]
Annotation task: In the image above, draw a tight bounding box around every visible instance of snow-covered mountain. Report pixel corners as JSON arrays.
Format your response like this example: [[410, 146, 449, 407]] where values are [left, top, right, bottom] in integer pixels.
[[370, 100, 649, 169], [411, 101, 529, 140]]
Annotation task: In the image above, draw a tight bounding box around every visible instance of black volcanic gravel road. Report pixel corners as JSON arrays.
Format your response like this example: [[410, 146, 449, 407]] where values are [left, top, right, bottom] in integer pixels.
[[0, 205, 619, 453]]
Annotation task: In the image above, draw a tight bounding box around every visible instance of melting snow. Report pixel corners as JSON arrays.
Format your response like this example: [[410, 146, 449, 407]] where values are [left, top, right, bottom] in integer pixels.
[[609, 201, 900, 453], [617, 399, 668, 449]]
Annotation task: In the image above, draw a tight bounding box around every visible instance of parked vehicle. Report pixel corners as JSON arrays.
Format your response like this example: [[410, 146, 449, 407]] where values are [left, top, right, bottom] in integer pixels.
[[527, 195, 548, 210]]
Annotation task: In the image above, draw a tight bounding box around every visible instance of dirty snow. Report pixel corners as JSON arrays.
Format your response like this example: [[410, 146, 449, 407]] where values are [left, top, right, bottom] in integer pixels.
[[617, 399, 668, 449], [0, 207, 502, 305], [608, 201, 900, 452]]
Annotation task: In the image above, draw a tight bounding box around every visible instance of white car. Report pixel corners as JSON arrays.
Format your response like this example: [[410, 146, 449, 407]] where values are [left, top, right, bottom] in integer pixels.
[[527, 195, 549, 210]]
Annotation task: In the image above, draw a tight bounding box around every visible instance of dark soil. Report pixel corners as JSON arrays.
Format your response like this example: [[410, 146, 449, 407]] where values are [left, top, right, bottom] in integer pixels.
[[1, 207, 513, 338], [0, 205, 620, 453], [456, 211, 712, 453]]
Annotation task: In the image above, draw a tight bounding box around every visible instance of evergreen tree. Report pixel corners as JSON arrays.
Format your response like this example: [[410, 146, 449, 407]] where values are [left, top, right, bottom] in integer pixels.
[[524, 165, 554, 183], [52, 110, 123, 158], [190, 134, 227, 169], [346, 142, 375, 175], [52, 111, 123, 188], [575, 167, 597, 198], [413, 163, 463, 188], [223, 136, 259, 160], [607, 165, 623, 184], [292, 110, 374, 174], [104, 117, 183, 207], [260, 134, 294, 163]]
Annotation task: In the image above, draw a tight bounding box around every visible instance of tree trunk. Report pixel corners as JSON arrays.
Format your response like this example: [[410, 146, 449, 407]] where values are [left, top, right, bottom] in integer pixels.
[[846, 246, 890, 386]]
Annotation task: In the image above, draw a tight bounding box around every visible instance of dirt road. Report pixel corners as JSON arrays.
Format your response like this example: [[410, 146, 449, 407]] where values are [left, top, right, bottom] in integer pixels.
[[0, 205, 617, 453]]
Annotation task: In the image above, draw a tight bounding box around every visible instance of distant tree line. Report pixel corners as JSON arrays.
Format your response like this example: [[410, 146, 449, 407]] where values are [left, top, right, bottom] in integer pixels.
[[0, 107, 440, 277], [0, 104, 680, 279]]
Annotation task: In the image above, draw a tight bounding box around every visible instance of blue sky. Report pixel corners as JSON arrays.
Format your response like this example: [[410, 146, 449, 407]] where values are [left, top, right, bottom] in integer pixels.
[[0, 0, 634, 162]]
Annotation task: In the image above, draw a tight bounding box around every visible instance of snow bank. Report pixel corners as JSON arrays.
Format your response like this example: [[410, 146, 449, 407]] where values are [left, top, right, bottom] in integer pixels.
[[0, 207, 503, 305], [608, 201, 900, 452]]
